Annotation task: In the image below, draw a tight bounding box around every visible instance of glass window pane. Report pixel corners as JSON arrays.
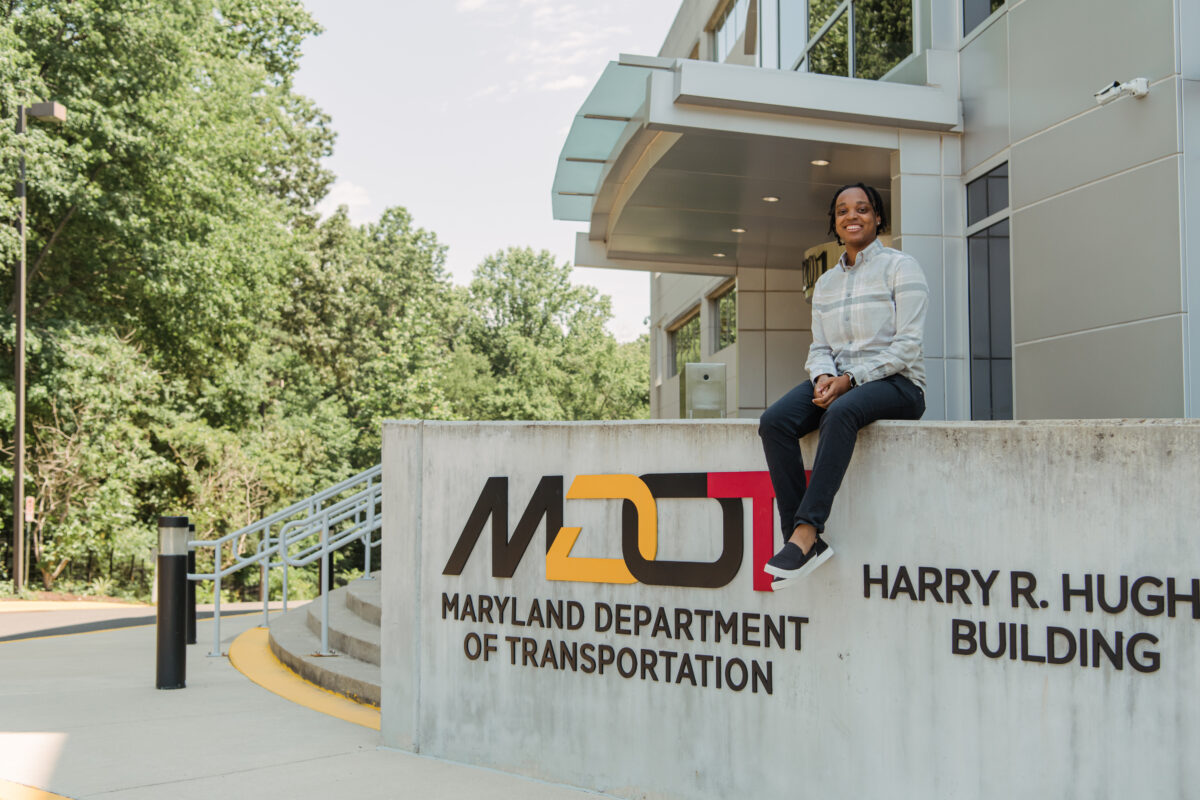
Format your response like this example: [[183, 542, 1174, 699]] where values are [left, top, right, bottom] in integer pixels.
[[988, 221, 1011, 358], [968, 233, 991, 358], [971, 358, 992, 420], [987, 170, 1009, 216], [808, 11, 849, 77], [991, 359, 1013, 420], [780, 0, 807, 69], [854, 0, 912, 80], [966, 174, 989, 226], [672, 313, 701, 377], [717, 288, 737, 350], [809, 0, 841, 40], [967, 162, 1009, 225], [964, 0, 1003, 34]]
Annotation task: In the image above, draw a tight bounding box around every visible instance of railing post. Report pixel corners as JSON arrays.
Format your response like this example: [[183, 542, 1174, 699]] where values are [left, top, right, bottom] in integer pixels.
[[209, 540, 223, 658], [319, 519, 332, 655], [363, 530, 372, 578], [260, 554, 269, 628], [186, 524, 197, 645], [363, 478, 377, 580], [156, 516, 189, 689], [362, 492, 372, 580]]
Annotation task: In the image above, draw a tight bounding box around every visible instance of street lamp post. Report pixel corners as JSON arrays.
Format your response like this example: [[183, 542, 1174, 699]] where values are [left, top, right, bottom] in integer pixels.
[[12, 101, 66, 593]]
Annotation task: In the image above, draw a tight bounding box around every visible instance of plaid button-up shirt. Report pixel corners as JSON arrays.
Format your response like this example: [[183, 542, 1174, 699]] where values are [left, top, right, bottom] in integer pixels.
[[805, 238, 929, 391]]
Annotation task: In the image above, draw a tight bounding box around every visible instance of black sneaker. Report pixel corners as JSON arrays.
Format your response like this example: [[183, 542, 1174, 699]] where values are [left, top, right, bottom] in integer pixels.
[[763, 537, 834, 581]]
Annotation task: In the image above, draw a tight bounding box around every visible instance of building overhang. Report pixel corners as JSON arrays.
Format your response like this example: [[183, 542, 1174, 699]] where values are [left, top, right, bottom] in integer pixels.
[[552, 54, 961, 274]]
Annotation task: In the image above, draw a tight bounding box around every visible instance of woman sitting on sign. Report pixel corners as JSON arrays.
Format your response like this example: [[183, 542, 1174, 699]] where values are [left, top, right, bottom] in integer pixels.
[[758, 183, 928, 590]]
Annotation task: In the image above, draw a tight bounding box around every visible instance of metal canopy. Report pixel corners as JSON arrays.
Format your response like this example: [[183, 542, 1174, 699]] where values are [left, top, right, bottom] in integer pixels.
[[552, 55, 959, 274], [550, 55, 676, 222]]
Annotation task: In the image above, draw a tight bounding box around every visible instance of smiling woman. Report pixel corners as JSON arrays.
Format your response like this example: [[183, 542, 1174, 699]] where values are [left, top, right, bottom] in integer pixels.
[[757, 182, 929, 590]]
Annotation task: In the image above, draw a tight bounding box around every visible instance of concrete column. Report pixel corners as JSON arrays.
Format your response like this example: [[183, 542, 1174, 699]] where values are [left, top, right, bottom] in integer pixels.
[[891, 130, 965, 420]]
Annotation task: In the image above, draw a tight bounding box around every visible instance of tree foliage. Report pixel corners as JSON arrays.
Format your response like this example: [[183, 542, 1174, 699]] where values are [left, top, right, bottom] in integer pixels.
[[0, 1, 648, 597], [453, 247, 648, 421]]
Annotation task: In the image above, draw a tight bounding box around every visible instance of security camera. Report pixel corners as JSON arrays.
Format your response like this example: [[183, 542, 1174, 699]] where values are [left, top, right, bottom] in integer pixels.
[[1094, 78, 1149, 106]]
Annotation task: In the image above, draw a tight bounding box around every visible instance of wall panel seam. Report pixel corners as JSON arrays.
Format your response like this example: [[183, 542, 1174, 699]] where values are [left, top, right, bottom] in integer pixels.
[[1014, 312, 1184, 348], [1010, 153, 1181, 215]]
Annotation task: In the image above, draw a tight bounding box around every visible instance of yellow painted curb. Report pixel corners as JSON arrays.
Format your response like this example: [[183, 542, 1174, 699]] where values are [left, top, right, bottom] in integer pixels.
[[228, 627, 380, 731], [0, 777, 75, 800]]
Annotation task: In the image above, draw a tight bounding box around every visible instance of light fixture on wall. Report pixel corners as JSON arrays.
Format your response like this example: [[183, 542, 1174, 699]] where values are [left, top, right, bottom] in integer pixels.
[[731, 227, 746, 234], [713, 252, 727, 258], [761, 195, 780, 203], [811, 159, 830, 166]]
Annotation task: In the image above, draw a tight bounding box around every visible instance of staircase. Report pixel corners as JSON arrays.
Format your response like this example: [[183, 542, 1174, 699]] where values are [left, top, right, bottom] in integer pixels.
[[268, 576, 382, 706]]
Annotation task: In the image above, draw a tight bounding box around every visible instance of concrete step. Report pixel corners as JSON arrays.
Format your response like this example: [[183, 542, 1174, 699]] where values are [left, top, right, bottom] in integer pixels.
[[268, 577, 382, 707], [345, 575, 381, 625], [269, 603, 381, 707], [306, 586, 381, 666]]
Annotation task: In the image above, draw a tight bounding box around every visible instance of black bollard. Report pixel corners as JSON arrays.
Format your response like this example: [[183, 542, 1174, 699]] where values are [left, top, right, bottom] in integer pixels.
[[156, 516, 189, 689], [185, 524, 197, 646]]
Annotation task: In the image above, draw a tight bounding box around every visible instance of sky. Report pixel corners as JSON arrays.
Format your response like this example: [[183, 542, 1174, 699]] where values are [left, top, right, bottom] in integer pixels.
[[293, 0, 685, 341]]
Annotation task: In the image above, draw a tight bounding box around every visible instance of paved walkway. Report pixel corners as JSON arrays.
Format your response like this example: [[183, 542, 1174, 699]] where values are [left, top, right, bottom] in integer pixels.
[[0, 606, 602, 800]]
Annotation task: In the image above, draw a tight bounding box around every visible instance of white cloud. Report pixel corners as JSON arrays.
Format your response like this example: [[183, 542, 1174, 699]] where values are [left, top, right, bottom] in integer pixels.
[[466, 3, 643, 95], [316, 179, 373, 225], [541, 75, 588, 91], [456, 0, 488, 10]]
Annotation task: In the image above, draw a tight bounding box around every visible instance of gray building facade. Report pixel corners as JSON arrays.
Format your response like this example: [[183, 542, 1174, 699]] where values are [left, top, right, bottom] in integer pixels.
[[552, 0, 1200, 421]]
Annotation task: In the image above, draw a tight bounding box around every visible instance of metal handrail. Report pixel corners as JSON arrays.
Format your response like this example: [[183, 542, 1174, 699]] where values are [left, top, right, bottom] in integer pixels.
[[187, 464, 382, 657]]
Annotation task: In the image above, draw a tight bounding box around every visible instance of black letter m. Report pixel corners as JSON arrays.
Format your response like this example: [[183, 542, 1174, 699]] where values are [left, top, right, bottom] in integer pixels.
[[442, 476, 563, 578]]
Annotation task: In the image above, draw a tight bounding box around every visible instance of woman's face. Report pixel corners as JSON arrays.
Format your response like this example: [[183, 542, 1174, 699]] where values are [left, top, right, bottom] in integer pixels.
[[833, 187, 880, 249]]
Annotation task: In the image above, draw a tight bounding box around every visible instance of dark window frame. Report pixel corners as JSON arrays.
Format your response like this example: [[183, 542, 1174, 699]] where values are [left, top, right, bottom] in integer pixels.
[[963, 0, 1005, 36], [775, 0, 914, 80], [667, 308, 702, 379], [966, 164, 1012, 420], [711, 284, 737, 352]]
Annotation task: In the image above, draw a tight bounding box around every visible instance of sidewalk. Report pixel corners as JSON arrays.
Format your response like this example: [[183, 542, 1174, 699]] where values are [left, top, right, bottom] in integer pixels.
[[0, 601, 284, 642], [0, 609, 603, 800]]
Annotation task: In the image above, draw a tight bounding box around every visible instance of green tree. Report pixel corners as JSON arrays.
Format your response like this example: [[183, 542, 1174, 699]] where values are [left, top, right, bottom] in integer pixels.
[[452, 247, 649, 421], [0, 0, 336, 592], [0, 0, 333, 390], [15, 326, 172, 589], [281, 206, 458, 465], [0, 2, 652, 597]]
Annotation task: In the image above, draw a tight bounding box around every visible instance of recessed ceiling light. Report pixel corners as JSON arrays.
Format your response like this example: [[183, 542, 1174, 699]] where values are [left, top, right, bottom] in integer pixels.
[[811, 159, 830, 166], [713, 252, 727, 258], [731, 227, 746, 234], [762, 196, 780, 203]]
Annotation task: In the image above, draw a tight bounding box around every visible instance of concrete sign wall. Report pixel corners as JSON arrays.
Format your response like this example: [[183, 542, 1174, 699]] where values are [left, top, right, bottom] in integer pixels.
[[381, 419, 1200, 799]]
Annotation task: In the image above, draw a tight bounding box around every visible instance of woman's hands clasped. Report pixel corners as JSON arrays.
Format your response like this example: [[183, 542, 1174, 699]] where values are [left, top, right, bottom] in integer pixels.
[[812, 374, 854, 409]]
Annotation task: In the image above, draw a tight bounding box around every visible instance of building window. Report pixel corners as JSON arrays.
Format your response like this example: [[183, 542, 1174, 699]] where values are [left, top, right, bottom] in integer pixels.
[[963, 0, 1004, 35], [966, 164, 1011, 420], [772, 0, 912, 79], [668, 310, 701, 378], [713, 0, 752, 63], [713, 286, 737, 351], [966, 162, 1008, 225]]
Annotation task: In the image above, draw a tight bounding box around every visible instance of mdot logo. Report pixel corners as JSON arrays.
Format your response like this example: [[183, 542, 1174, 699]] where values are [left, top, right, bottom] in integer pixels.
[[442, 472, 788, 592]]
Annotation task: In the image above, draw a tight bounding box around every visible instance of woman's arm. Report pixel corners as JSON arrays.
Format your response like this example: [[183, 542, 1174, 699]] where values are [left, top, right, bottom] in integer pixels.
[[806, 293, 837, 383]]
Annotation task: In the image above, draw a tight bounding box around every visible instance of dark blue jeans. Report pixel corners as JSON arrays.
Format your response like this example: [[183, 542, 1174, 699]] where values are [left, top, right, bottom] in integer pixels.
[[758, 374, 925, 542]]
